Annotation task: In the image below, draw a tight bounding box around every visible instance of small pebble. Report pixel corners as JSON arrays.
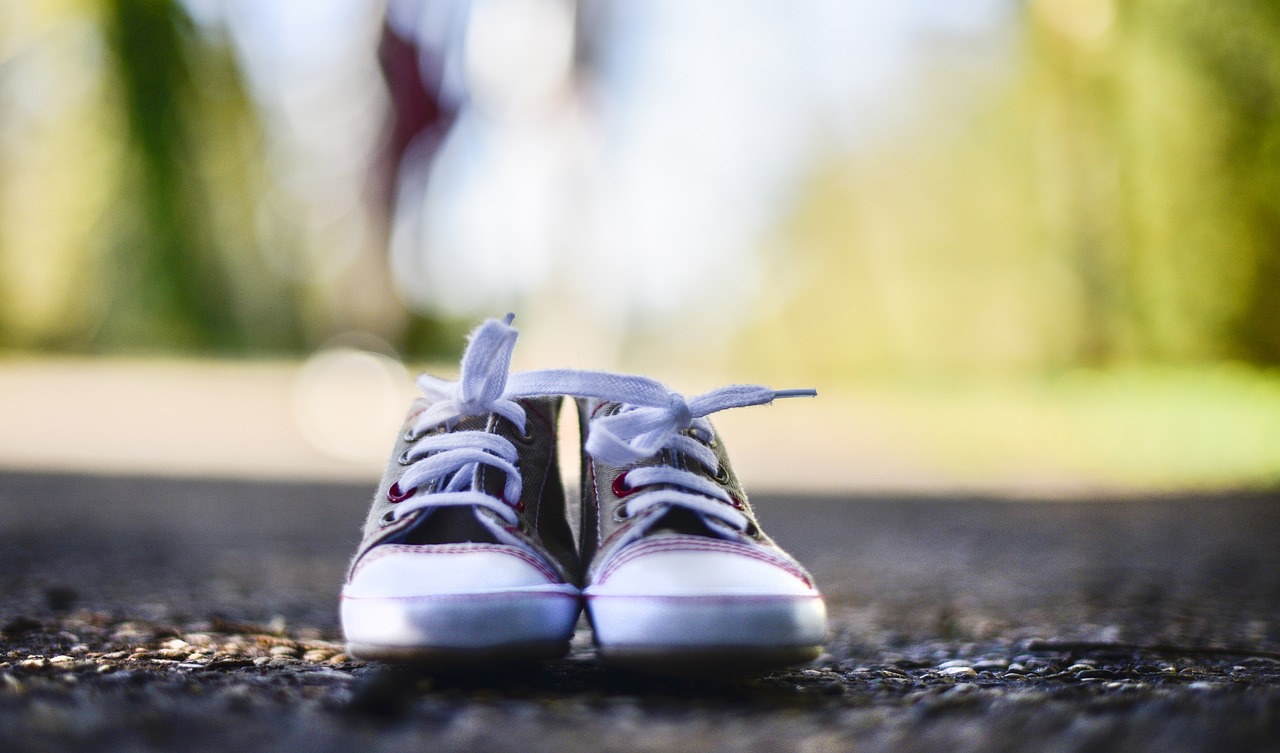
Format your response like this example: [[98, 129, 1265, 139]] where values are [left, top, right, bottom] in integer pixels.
[[940, 666, 978, 679], [937, 659, 973, 670]]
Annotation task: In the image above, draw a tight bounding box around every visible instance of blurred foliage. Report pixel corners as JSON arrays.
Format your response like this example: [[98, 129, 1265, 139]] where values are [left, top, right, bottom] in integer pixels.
[[1, 0, 304, 353], [745, 0, 1280, 377], [100, 0, 300, 352], [0, 0, 466, 358], [2, 0, 1279, 373], [839, 365, 1280, 489]]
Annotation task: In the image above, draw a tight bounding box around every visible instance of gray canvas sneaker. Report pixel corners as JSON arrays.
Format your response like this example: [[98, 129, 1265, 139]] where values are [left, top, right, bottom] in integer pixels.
[[566, 376, 827, 676], [340, 316, 581, 665]]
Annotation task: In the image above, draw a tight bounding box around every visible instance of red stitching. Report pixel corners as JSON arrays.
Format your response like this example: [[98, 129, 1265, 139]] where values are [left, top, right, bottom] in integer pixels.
[[594, 537, 813, 587]]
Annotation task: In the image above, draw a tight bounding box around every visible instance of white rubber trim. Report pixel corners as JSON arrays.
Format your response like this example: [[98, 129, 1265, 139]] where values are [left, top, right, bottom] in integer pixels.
[[587, 592, 826, 649], [341, 585, 580, 649], [589, 548, 818, 597]]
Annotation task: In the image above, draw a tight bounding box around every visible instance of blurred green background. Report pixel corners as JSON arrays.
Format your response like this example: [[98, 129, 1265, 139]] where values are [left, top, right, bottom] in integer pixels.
[[2, 0, 1279, 490]]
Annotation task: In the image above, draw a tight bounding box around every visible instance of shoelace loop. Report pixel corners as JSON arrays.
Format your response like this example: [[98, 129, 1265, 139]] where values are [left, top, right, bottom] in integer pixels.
[[382, 313, 816, 534], [391, 315, 531, 525], [585, 384, 815, 468], [413, 315, 527, 433], [556, 375, 815, 532]]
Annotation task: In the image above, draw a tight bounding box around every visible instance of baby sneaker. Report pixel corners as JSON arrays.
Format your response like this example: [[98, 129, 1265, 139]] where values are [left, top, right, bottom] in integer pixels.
[[340, 316, 581, 666], [570, 376, 827, 676]]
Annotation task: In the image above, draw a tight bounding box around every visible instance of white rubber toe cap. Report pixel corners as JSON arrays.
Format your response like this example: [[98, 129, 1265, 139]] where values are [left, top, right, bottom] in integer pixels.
[[585, 538, 826, 652], [586, 538, 819, 598], [341, 544, 580, 655], [344, 544, 566, 598]]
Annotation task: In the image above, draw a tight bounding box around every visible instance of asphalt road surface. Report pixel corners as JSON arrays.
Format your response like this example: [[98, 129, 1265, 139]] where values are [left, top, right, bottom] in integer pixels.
[[2, 472, 1278, 752]]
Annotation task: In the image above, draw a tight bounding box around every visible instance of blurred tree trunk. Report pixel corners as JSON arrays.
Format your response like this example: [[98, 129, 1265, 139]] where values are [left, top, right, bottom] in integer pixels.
[[1172, 0, 1280, 364], [96, 0, 312, 354], [100, 0, 241, 351]]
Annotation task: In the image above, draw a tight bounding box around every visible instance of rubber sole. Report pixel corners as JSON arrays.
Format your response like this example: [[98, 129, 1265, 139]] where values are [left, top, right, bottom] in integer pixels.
[[341, 588, 580, 666], [346, 639, 572, 668], [586, 593, 827, 677]]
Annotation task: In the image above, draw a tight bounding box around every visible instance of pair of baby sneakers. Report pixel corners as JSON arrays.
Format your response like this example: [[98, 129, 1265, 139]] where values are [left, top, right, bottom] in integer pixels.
[[339, 315, 826, 676]]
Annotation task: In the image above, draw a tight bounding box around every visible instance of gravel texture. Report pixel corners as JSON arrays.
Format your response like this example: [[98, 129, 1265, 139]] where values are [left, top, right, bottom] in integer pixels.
[[1, 472, 1278, 752]]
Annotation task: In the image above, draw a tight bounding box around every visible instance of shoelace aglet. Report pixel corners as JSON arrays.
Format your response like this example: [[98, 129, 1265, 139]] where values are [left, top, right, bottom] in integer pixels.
[[774, 388, 818, 399], [503, 312, 516, 325]]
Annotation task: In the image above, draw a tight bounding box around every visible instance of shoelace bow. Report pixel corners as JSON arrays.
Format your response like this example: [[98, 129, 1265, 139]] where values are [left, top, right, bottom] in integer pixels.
[[509, 369, 816, 531], [389, 314, 815, 532], [391, 315, 542, 525]]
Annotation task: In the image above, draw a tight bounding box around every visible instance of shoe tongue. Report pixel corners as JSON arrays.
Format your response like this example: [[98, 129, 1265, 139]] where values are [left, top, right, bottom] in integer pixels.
[[450, 414, 490, 433], [645, 506, 719, 538], [398, 506, 497, 545]]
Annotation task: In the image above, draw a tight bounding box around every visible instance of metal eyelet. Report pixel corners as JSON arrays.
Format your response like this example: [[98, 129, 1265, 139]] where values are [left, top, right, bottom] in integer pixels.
[[380, 511, 396, 525], [612, 505, 632, 522], [387, 481, 415, 503], [611, 471, 638, 498], [711, 464, 730, 484], [398, 448, 415, 465]]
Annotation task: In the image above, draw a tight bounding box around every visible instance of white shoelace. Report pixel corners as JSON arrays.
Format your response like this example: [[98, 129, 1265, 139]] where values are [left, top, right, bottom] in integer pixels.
[[389, 314, 814, 532], [391, 315, 564, 525], [509, 369, 816, 531]]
